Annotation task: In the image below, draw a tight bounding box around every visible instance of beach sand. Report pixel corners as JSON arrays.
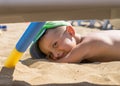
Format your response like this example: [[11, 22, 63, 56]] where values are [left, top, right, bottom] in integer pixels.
[[0, 20, 120, 86]]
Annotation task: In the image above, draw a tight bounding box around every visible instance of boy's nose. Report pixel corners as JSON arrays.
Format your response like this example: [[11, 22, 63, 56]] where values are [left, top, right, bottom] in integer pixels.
[[53, 50, 63, 59]]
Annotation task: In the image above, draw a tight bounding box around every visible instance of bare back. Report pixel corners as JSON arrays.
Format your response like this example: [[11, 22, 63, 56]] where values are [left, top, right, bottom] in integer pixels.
[[83, 30, 120, 62]]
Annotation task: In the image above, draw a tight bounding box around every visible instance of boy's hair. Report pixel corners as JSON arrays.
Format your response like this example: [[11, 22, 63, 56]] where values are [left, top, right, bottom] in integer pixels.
[[30, 21, 71, 59]]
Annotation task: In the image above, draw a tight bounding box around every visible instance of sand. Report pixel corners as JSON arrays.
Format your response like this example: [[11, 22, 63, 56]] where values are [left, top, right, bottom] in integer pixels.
[[0, 20, 120, 86]]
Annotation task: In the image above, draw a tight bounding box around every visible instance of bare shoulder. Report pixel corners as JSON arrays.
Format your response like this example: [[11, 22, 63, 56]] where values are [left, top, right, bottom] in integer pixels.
[[85, 30, 120, 41], [81, 30, 120, 53], [83, 30, 120, 62]]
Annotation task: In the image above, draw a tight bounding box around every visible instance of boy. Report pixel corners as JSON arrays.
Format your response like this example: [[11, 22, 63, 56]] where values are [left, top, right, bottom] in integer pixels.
[[30, 21, 120, 63]]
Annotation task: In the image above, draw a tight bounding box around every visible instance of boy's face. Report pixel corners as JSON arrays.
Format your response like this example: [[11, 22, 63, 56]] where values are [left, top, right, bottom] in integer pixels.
[[38, 26, 77, 60]]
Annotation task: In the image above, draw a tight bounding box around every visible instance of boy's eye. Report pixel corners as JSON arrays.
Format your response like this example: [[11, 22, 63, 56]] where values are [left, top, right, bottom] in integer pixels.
[[53, 42, 58, 48], [47, 53, 53, 59]]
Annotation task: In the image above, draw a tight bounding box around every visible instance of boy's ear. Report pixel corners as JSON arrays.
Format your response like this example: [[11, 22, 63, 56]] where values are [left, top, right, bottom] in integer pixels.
[[66, 26, 75, 36]]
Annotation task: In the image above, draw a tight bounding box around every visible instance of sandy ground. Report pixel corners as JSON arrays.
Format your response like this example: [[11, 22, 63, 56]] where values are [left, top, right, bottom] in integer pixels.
[[0, 20, 120, 86]]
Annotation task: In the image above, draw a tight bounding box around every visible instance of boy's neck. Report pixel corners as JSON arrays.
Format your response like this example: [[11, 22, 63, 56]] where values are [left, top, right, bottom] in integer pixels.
[[75, 33, 83, 44]]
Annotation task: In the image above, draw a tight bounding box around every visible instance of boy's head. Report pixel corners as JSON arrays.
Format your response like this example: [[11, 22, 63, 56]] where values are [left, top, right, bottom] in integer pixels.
[[30, 21, 77, 60]]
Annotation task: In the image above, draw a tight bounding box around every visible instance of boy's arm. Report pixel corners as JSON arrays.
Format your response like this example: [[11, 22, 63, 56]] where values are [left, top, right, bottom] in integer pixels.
[[56, 41, 90, 63]]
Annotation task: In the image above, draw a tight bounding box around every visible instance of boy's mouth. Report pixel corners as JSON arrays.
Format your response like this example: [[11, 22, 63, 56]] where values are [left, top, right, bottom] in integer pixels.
[[57, 52, 67, 60]]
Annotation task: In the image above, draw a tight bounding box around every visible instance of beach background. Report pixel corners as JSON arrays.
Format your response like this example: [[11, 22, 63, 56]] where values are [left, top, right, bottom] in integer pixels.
[[0, 19, 120, 86]]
